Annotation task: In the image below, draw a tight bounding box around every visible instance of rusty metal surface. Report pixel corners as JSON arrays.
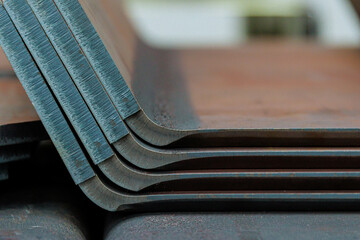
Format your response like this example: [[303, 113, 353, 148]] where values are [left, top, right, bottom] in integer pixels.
[[8, 8, 360, 193], [5, 0, 360, 214], [174, 44, 360, 130], [0, 0, 353, 149], [20, 0, 360, 181], [8, 1, 360, 194], [105, 213, 360, 240], [74, 0, 360, 147]]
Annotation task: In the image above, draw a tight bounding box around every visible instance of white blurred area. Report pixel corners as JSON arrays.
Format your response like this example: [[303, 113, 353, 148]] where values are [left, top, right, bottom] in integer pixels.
[[124, 0, 360, 48]]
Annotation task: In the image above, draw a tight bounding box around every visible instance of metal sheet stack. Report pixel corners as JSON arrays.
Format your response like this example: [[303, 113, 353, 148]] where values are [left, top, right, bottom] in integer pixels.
[[1, 0, 360, 211]]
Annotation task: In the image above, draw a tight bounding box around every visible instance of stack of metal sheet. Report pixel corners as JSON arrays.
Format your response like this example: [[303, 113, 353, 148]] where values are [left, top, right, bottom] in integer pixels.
[[1, 0, 360, 211]]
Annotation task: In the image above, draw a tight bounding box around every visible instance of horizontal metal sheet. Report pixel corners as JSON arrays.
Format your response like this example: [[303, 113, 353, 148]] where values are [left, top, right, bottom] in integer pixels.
[[4, 0, 113, 165], [105, 213, 360, 240]]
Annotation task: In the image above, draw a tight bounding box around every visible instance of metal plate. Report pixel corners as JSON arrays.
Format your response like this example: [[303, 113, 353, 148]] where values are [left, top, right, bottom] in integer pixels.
[[27, 0, 128, 144], [63, 0, 360, 147], [6, 0, 360, 194], [4, 0, 360, 212], [0, 55, 47, 146], [0, 4, 94, 184], [0, 204, 87, 240], [19, 0, 360, 173], [105, 213, 360, 240]]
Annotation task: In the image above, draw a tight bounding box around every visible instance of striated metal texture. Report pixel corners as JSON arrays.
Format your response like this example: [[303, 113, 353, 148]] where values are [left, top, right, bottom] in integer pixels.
[[4, 64, 360, 172], [53, 0, 140, 120], [0, 4, 93, 184], [114, 132, 360, 170], [105, 213, 360, 240], [97, 154, 360, 192], [0, 48, 48, 146], [4, 0, 113, 164], [28, 0, 128, 144], [3, 0, 360, 213], [80, 175, 360, 212], [5, 41, 360, 173]]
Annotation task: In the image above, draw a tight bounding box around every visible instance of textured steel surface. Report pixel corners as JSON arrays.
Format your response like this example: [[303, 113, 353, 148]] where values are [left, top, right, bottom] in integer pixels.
[[74, 0, 360, 147], [4, 0, 360, 213], [4, 48, 360, 172], [16, 0, 360, 173], [80, 175, 360, 212], [4, 0, 113, 164], [114, 133, 360, 170], [105, 213, 360, 240], [9, 0, 360, 180], [10, 0, 351, 193], [28, 0, 128, 144], [4, 69, 357, 193], [0, 4, 94, 184], [0, 48, 47, 146], [0, 204, 87, 240], [98, 156, 360, 192], [7, 1, 342, 194], [53, 0, 139, 120], [3, 73, 360, 171]]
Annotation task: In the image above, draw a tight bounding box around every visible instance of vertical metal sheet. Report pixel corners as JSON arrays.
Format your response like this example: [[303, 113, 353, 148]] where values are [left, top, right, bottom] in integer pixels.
[[4, 0, 113, 165], [53, 0, 140, 119], [0, 4, 94, 184], [28, 0, 129, 143]]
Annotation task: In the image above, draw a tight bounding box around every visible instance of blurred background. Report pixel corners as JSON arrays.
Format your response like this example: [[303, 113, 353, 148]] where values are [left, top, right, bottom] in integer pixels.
[[124, 0, 360, 48]]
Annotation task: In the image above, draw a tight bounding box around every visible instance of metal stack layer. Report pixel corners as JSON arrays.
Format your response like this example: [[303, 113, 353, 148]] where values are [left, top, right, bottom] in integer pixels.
[[1, 0, 360, 211]]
